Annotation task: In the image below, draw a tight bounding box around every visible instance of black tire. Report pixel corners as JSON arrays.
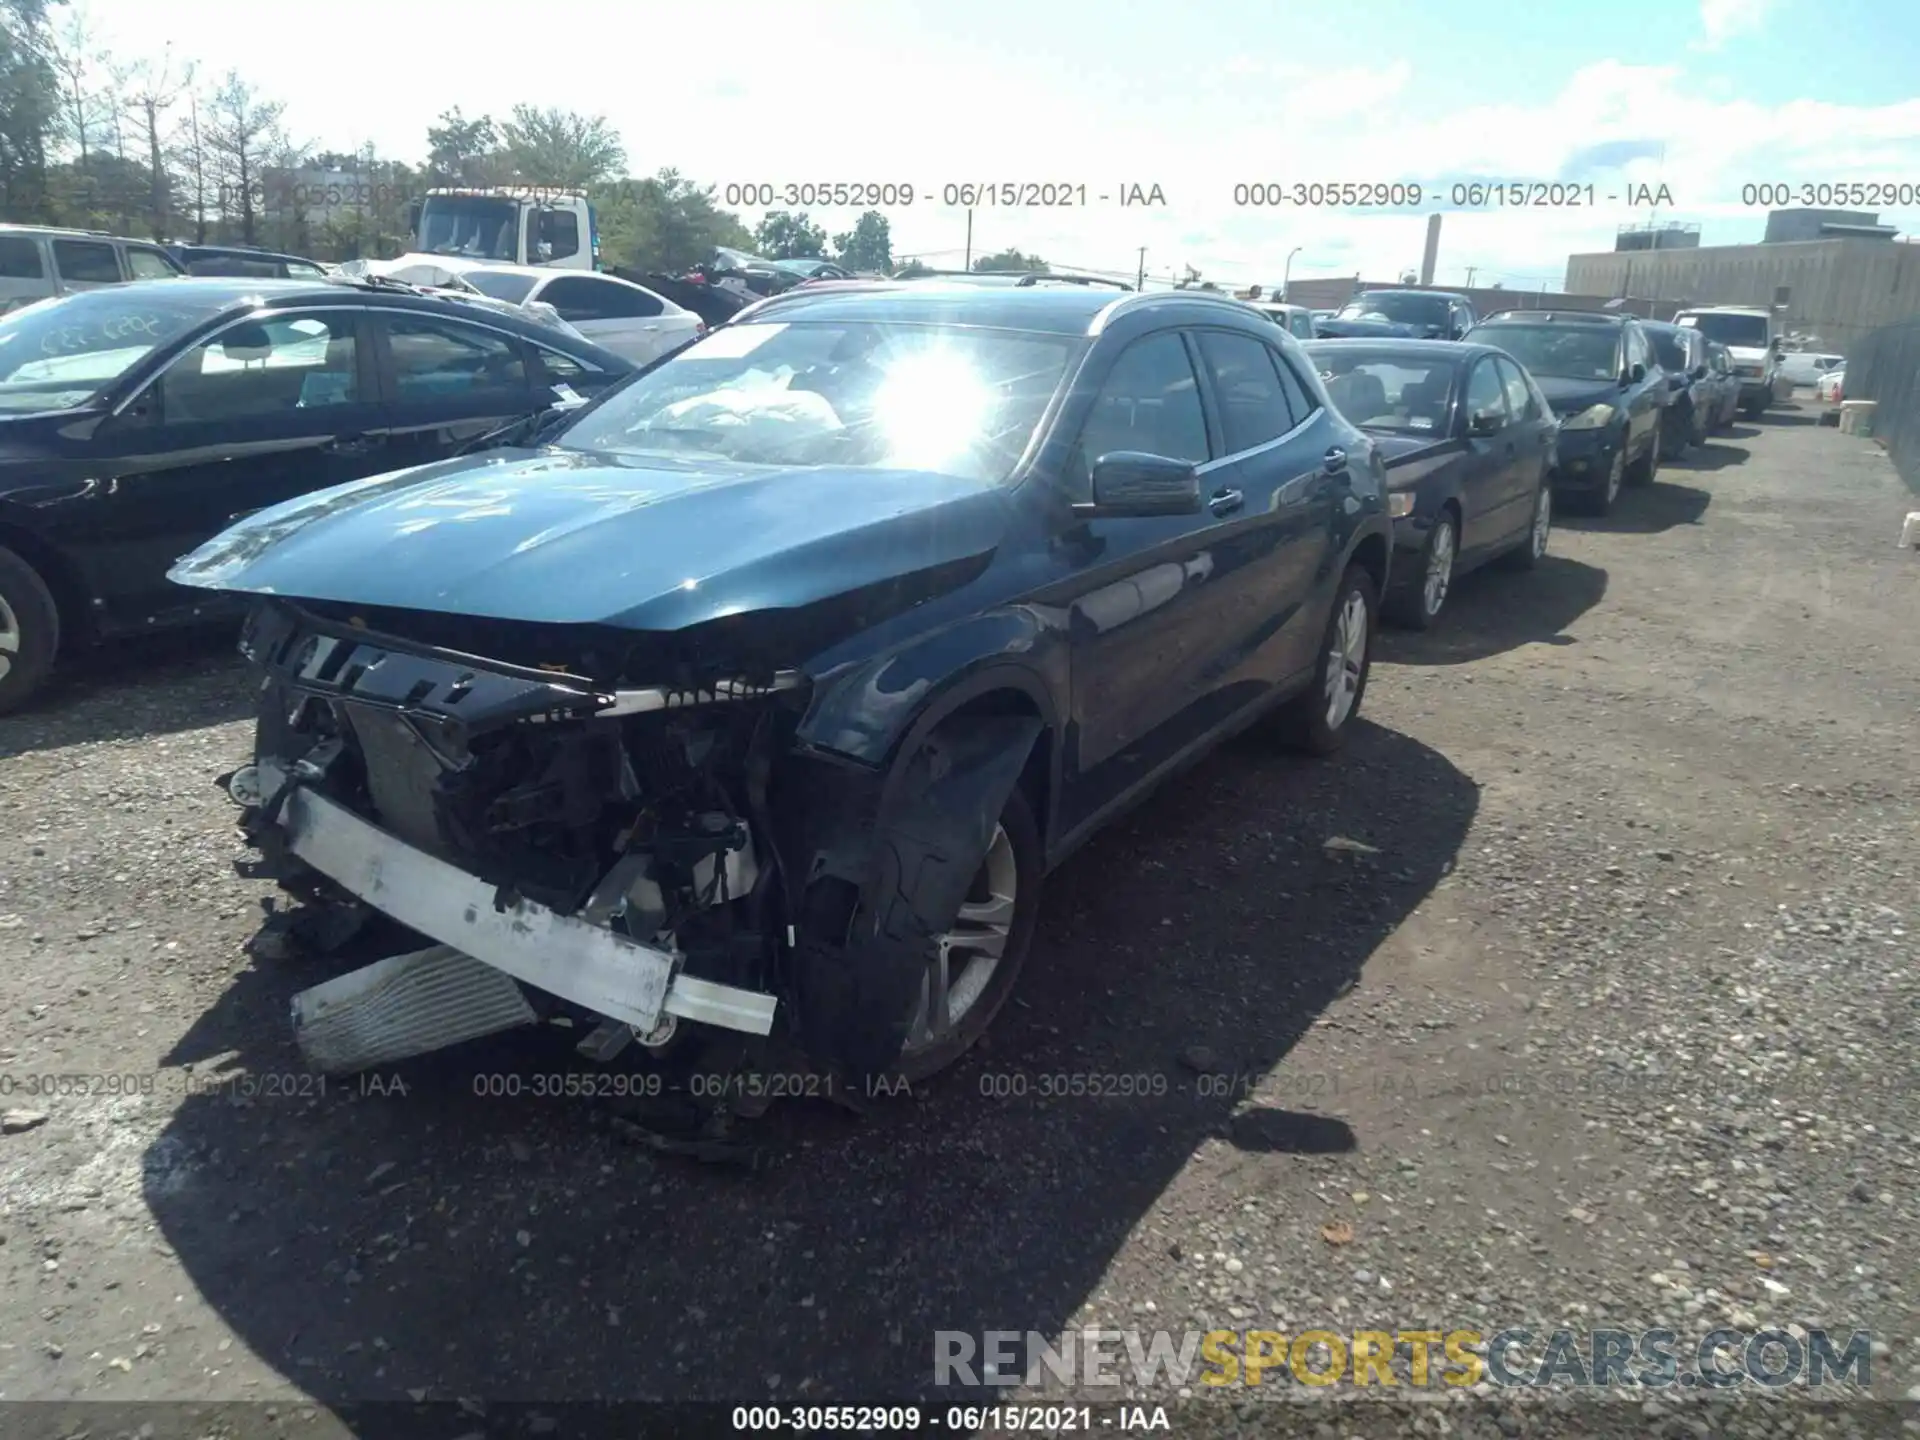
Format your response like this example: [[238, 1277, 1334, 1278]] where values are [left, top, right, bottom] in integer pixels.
[[1742, 396, 1768, 420], [1384, 509, 1455, 631], [890, 784, 1042, 1083], [1497, 477, 1551, 571], [1270, 565, 1376, 756], [1626, 419, 1660, 487], [1581, 447, 1626, 516], [1661, 402, 1692, 459], [0, 544, 60, 717]]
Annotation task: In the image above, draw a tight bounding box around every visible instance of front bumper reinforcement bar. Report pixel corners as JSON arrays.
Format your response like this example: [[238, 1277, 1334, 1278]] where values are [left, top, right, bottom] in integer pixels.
[[269, 771, 778, 1041]]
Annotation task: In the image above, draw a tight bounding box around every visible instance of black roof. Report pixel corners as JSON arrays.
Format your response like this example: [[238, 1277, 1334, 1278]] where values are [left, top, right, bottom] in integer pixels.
[[1474, 309, 1633, 327], [169, 242, 317, 265], [1353, 287, 1472, 301], [718, 283, 1268, 337], [1302, 337, 1501, 365]]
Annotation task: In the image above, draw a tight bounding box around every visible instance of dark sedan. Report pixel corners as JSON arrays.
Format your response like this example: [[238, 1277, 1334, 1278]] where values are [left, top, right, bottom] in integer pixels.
[[169, 285, 1393, 1092], [1316, 289, 1477, 341], [1464, 310, 1667, 516], [0, 278, 636, 712], [1642, 319, 1715, 458], [1306, 338, 1554, 629]]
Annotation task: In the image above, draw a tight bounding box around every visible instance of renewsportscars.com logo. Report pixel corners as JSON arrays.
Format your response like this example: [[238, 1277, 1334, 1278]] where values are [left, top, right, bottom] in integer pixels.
[[934, 1327, 1875, 1391]]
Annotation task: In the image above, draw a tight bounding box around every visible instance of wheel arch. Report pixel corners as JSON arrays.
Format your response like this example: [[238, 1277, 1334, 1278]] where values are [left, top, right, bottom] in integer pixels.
[[0, 519, 93, 654]]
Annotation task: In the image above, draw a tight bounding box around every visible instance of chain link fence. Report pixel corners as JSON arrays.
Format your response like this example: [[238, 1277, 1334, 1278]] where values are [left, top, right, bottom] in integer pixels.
[[1847, 317, 1920, 493]]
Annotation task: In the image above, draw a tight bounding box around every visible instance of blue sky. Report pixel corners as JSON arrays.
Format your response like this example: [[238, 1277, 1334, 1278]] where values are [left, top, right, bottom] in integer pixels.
[[83, 0, 1920, 288]]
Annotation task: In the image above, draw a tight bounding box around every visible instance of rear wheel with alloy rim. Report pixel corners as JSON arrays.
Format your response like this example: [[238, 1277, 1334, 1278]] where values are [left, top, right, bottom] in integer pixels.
[[1386, 513, 1455, 629], [1627, 419, 1660, 486], [1272, 565, 1376, 755], [0, 545, 59, 717]]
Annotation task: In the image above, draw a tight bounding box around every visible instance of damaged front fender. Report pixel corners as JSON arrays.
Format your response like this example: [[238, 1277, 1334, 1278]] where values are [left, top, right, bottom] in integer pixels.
[[788, 712, 1043, 1079]]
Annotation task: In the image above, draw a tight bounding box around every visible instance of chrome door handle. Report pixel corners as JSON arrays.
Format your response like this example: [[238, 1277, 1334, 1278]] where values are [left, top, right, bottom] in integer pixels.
[[1323, 447, 1347, 474], [1209, 488, 1244, 515]]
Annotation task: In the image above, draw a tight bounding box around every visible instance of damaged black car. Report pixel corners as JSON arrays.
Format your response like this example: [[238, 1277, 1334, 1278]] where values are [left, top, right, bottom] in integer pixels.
[[170, 284, 1393, 1092]]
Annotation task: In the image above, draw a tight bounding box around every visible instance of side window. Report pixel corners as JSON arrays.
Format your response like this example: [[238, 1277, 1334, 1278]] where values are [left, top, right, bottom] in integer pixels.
[[384, 315, 529, 404], [1494, 357, 1536, 421], [1269, 349, 1318, 425], [538, 209, 581, 264], [124, 246, 179, 280], [1069, 331, 1209, 491], [158, 313, 360, 424], [540, 276, 662, 322], [286, 260, 328, 279], [0, 236, 43, 278], [1196, 330, 1289, 454], [531, 343, 618, 396], [52, 239, 121, 284], [1290, 311, 1313, 340], [1465, 358, 1509, 429]]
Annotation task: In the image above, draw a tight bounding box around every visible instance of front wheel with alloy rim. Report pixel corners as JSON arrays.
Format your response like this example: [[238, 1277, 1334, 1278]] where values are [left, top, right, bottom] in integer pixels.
[[0, 545, 60, 717], [1626, 418, 1660, 486], [893, 787, 1042, 1082], [1271, 564, 1376, 756], [1385, 512, 1454, 629], [1498, 481, 1551, 570], [1585, 448, 1625, 516]]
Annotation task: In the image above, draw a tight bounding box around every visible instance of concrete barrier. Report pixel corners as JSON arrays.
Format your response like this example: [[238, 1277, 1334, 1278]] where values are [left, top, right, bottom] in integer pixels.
[[1839, 400, 1877, 436]]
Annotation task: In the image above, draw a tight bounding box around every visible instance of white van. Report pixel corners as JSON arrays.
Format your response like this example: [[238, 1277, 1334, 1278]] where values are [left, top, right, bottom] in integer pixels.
[[0, 225, 185, 313], [1672, 306, 1784, 418]]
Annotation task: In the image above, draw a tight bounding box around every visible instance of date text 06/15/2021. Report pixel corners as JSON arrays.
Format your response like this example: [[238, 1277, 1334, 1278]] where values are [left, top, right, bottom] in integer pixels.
[[1229, 181, 1677, 208], [717, 183, 1168, 208]]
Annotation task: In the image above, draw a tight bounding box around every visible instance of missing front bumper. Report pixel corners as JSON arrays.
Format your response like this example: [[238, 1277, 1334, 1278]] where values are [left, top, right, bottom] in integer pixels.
[[264, 771, 778, 1068]]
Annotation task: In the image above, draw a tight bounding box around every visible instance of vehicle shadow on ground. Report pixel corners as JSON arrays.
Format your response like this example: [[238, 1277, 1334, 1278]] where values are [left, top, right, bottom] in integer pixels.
[[144, 719, 1477, 1405], [1759, 408, 1819, 427], [1558, 479, 1710, 535], [1676, 440, 1751, 473], [1375, 554, 1606, 666], [0, 628, 250, 760]]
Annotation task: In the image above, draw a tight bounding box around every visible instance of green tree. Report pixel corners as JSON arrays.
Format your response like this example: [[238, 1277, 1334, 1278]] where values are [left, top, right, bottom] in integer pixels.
[[832, 209, 891, 271], [974, 247, 1046, 273], [499, 104, 623, 188], [424, 107, 498, 186], [753, 209, 826, 259], [201, 69, 285, 244], [0, 0, 63, 221], [595, 167, 751, 273]]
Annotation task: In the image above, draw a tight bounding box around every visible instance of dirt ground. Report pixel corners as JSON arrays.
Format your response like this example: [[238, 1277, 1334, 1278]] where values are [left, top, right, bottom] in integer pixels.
[[0, 403, 1915, 1439]]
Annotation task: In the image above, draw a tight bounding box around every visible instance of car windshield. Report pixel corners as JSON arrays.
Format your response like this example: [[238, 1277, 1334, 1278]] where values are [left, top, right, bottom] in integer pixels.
[[418, 196, 521, 261], [0, 288, 215, 412], [1647, 330, 1688, 370], [1338, 292, 1450, 326], [1680, 312, 1770, 348], [555, 319, 1079, 482], [1473, 324, 1618, 382], [461, 270, 540, 305], [1306, 348, 1456, 434]]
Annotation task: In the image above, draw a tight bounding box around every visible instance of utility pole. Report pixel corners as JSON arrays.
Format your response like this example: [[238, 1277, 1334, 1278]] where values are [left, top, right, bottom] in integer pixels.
[[1465, 266, 1477, 288], [1136, 247, 1146, 290], [963, 209, 972, 271]]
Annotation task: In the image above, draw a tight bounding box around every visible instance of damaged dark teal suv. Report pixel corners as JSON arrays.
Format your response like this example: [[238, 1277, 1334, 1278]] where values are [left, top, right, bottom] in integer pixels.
[[173, 283, 1392, 1092]]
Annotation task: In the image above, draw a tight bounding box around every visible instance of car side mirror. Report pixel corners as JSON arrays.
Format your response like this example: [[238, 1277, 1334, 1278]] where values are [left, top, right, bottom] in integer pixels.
[[1692, 363, 1708, 380], [1467, 409, 1502, 437], [1628, 362, 1646, 384], [1076, 452, 1204, 518]]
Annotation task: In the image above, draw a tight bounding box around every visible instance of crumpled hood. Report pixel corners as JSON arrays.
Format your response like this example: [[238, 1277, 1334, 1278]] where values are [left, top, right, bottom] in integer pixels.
[[167, 447, 1013, 631]]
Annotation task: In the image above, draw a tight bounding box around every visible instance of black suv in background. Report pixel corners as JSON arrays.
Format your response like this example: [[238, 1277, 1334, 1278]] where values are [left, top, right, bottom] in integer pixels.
[[1318, 289, 1477, 340], [1641, 320, 1714, 458], [1465, 310, 1666, 515]]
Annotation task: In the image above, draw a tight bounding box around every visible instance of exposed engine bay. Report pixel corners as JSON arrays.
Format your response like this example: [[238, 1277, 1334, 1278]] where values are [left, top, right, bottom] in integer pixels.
[[226, 597, 1038, 1112]]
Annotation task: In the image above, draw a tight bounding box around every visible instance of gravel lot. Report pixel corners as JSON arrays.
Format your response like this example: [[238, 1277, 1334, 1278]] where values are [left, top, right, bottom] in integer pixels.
[[0, 406, 1915, 1438]]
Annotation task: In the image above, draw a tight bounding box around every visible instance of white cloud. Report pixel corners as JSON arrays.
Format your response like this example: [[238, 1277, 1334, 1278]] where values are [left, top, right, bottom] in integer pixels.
[[1697, 0, 1780, 50]]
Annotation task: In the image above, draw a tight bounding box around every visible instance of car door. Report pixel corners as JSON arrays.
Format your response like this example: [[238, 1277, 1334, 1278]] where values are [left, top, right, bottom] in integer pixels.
[[72, 306, 385, 630], [1493, 355, 1552, 539], [1045, 328, 1240, 838], [1457, 356, 1518, 558], [1194, 327, 1335, 689], [1620, 324, 1660, 457], [122, 244, 182, 282], [535, 275, 682, 365], [50, 237, 123, 294], [368, 309, 543, 473]]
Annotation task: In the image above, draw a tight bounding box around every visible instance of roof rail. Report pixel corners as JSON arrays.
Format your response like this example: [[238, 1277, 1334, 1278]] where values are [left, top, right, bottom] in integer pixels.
[[895, 268, 1133, 290]]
